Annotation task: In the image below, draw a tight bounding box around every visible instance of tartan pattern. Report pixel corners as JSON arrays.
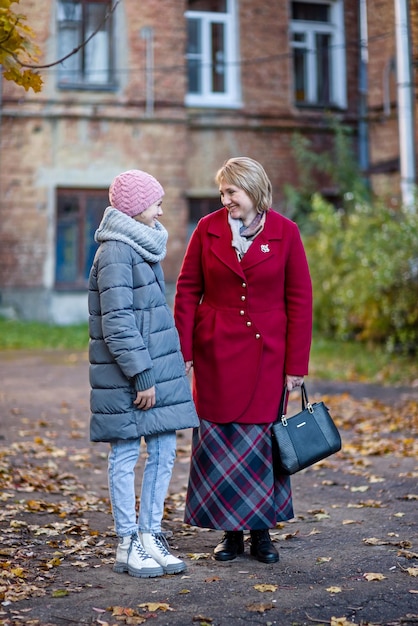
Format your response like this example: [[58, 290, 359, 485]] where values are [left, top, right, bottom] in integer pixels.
[[184, 420, 293, 530]]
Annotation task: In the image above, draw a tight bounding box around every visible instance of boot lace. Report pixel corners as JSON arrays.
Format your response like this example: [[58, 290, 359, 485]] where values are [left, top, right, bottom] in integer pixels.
[[130, 533, 153, 561], [153, 532, 170, 556]]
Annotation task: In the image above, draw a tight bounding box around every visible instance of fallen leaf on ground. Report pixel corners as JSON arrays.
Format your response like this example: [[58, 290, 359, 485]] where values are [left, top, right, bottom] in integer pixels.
[[138, 602, 173, 612], [363, 572, 387, 581], [254, 584, 277, 592]]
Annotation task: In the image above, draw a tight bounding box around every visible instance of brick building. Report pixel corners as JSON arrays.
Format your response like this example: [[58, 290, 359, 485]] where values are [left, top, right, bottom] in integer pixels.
[[0, 0, 416, 323]]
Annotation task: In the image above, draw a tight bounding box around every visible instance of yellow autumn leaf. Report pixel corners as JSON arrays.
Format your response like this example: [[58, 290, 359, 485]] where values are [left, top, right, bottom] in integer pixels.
[[179, 589, 190, 594], [112, 607, 136, 616], [350, 486, 369, 492], [52, 589, 68, 598], [314, 513, 330, 520], [186, 552, 211, 560], [254, 584, 278, 592], [407, 568, 418, 577], [138, 602, 173, 612], [327, 586, 342, 593], [331, 617, 357, 626], [317, 557, 332, 563], [364, 572, 386, 581], [363, 537, 385, 545]]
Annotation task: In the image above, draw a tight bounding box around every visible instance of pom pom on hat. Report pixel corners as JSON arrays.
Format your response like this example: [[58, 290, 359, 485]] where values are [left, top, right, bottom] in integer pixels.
[[109, 169, 164, 217]]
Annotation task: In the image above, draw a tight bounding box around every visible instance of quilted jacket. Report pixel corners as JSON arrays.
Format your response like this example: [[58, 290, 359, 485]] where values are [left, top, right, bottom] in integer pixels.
[[88, 210, 199, 442]]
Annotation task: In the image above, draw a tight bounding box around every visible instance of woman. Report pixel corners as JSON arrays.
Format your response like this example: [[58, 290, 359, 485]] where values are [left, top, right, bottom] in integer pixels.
[[89, 169, 199, 578], [174, 157, 312, 564]]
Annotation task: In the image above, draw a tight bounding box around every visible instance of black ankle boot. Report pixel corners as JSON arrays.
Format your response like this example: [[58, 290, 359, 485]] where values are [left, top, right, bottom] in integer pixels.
[[214, 531, 244, 561], [250, 530, 279, 564]]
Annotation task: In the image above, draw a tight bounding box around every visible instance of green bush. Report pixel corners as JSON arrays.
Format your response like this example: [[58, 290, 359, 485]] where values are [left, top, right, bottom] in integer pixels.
[[304, 194, 418, 353]]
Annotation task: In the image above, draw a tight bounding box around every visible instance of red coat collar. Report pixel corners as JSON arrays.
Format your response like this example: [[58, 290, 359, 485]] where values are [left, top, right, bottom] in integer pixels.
[[205, 208, 285, 274]]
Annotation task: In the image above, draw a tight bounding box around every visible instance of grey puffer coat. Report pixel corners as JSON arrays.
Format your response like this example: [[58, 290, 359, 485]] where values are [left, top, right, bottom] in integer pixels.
[[88, 208, 199, 442]]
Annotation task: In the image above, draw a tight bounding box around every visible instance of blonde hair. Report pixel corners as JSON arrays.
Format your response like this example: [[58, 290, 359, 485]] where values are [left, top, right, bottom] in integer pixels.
[[215, 157, 273, 212]]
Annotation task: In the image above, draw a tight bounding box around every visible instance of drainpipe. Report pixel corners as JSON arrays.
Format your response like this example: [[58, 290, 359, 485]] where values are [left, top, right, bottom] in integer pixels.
[[394, 0, 416, 210], [140, 26, 154, 118], [358, 0, 370, 185]]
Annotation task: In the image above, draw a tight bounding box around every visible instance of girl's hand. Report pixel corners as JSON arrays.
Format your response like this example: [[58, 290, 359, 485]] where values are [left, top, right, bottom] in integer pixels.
[[185, 360, 193, 375], [134, 386, 156, 410]]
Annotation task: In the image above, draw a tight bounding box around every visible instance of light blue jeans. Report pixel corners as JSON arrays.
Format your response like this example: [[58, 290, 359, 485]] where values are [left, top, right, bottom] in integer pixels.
[[108, 431, 177, 537]]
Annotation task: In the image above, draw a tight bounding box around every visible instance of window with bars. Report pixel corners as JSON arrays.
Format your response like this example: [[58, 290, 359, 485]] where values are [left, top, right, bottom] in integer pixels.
[[185, 0, 240, 107], [55, 188, 107, 289], [57, 0, 116, 89], [290, 0, 347, 108]]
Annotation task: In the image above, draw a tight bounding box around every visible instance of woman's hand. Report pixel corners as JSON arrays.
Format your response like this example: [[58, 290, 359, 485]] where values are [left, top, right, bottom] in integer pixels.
[[285, 375, 304, 391], [134, 386, 156, 410], [185, 360, 193, 375]]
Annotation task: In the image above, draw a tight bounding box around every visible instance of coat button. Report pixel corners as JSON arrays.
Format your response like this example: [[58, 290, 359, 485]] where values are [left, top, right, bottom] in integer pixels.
[[241, 295, 246, 301], [247, 321, 252, 327], [240, 310, 245, 316], [242, 282, 247, 288], [255, 333, 261, 339]]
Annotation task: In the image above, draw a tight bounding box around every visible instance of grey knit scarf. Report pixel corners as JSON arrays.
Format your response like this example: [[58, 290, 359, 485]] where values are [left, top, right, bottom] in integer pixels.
[[95, 207, 168, 263]]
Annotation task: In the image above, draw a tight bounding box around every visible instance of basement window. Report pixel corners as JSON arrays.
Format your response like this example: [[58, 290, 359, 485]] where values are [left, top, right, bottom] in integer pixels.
[[55, 188, 107, 290]]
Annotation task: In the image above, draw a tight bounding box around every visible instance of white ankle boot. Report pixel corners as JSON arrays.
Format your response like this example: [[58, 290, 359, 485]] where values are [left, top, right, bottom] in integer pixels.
[[114, 533, 163, 578], [139, 532, 186, 574]]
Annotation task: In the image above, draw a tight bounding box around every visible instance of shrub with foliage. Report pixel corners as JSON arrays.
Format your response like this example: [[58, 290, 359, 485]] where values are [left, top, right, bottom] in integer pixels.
[[304, 194, 418, 353]]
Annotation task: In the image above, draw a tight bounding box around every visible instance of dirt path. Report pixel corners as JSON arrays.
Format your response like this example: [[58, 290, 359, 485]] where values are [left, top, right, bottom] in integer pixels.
[[0, 351, 417, 626]]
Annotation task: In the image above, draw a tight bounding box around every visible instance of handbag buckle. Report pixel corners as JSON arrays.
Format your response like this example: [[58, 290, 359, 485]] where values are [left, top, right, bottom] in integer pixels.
[[281, 415, 288, 427], [307, 402, 314, 414]]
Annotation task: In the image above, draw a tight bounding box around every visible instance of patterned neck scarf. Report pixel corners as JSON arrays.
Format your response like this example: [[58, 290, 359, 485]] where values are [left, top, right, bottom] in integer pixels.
[[228, 211, 266, 260]]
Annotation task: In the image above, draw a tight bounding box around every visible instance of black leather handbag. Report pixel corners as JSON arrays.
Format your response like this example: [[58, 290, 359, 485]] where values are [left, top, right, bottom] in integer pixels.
[[272, 383, 342, 475]]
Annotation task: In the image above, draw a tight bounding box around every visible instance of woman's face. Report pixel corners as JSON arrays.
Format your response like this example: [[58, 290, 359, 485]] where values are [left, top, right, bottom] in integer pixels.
[[133, 198, 163, 228], [219, 182, 256, 226]]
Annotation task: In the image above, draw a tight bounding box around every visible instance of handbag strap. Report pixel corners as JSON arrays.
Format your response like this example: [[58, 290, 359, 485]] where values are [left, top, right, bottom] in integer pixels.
[[278, 382, 311, 417]]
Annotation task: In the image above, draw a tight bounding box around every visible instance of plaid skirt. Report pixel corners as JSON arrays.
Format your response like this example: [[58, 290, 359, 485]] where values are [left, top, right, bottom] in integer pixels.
[[184, 420, 293, 530]]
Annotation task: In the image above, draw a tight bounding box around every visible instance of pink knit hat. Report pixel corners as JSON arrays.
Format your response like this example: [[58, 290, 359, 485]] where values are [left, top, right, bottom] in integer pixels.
[[109, 169, 164, 217]]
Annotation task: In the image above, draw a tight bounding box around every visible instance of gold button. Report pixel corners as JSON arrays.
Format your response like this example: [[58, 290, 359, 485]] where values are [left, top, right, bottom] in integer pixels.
[[242, 282, 247, 288], [240, 310, 245, 316], [241, 295, 246, 301], [255, 333, 261, 339], [246, 321, 252, 327]]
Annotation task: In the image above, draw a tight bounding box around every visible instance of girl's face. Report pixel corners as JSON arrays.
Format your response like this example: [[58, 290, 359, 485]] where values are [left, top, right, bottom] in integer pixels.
[[133, 198, 163, 228], [219, 182, 257, 226]]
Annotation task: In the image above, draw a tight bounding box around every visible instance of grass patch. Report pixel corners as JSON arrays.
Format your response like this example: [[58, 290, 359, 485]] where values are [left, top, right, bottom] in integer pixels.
[[0, 319, 88, 351], [0, 318, 416, 386], [310, 336, 417, 386]]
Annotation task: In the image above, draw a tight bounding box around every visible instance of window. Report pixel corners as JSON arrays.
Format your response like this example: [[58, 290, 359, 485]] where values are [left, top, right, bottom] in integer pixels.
[[57, 0, 115, 89], [55, 188, 107, 289], [185, 0, 240, 107], [187, 197, 221, 238], [290, 0, 346, 108]]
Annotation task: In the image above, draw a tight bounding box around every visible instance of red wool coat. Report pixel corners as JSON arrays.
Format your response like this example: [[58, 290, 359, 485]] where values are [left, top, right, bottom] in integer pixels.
[[174, 208, 313, 425]]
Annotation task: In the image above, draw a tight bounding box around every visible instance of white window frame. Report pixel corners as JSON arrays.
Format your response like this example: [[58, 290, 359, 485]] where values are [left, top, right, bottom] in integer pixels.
[[290, 0, 347, 109], [185, 0, 241, 108]]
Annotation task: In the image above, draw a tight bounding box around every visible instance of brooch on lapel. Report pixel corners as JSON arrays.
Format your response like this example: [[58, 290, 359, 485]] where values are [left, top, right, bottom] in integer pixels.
[[260, 244, 270, 253]]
